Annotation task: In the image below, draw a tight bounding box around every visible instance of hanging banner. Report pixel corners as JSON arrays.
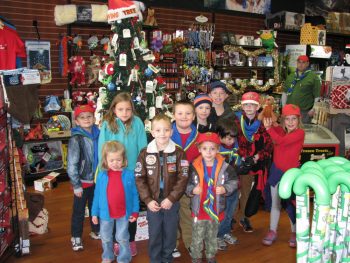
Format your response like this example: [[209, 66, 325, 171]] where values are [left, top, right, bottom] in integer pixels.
[[25, 41, 52, 84]]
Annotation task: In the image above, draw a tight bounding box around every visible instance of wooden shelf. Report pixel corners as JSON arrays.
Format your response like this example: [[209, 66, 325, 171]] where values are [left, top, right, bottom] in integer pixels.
[[277, 28, 350, 38], [23, 136, 71, 144], [215, 65, 274, 70]]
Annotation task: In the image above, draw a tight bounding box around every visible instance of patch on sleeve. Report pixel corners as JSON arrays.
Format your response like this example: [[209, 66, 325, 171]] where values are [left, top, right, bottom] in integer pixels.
[[181, 160, 189, 167], [135, 162, 142, 173]]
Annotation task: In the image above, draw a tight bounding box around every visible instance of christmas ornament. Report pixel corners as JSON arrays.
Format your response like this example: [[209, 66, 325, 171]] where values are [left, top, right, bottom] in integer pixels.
[[87, 35, 99, 50], [107, 82, 116, 91], [104, 62, 115, 75], [144, 68, 153, 77]]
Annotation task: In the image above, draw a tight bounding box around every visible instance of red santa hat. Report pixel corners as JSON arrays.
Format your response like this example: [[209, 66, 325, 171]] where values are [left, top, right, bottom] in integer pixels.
[[107, 0, 138, 23]]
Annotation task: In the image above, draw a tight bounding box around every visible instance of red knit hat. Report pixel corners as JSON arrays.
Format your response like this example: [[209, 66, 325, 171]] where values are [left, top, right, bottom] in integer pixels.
[[241, 92, 260, 106], [74, 104, 95, 119], [196, 132, 221, 146], [282, 104, 301, 116], [297, 55, 309, 62], [107, 0, 138, 23]]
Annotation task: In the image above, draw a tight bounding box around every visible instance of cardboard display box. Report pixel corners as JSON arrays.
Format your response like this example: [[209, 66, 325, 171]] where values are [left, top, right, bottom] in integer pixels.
[[34, 172, 59, 192], [265, 11, 305, 30]]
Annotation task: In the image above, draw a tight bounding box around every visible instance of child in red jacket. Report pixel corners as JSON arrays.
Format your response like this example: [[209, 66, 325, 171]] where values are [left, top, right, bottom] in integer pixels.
[[262, 104, 305, 248]]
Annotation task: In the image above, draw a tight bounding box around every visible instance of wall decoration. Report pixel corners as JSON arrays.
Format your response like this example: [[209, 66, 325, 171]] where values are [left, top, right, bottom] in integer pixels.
[[204, 0, 271, 15], [25, 41, 52, 84]]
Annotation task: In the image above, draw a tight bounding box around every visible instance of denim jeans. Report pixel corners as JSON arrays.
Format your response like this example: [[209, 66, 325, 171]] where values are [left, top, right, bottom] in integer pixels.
[[218, 189, 239, 238], [100, 217, 131, 263], [147, 202, 180, 263], [71, 185, 99, 237]]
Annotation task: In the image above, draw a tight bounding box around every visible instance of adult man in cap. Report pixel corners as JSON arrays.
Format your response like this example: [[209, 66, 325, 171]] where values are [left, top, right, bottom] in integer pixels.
[[282, 55, 321, 123]]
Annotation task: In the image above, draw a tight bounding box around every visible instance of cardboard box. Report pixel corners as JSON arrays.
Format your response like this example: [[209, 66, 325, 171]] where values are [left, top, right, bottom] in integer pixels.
[[265, 11, 305, 30], [34, 172, 59, 192]]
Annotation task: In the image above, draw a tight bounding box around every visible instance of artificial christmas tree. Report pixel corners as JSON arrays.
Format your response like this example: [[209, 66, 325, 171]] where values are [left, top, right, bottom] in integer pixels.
[[98, 0, 171, 123]]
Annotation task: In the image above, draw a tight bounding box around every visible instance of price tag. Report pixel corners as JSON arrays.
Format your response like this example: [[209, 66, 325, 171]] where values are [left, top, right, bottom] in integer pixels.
[[111, 34, 118, 47], [134, 37, 140, 49], [156, 96, 163, 108], [149, 107, 156, 119], [123, 29, 131, 38], [119, 53, 127, 67], [42, 152, 51, 163], [145, 80, 154, 93]]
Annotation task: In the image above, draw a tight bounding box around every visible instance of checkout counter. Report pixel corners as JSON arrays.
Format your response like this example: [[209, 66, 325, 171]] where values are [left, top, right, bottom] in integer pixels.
[[300, 124, 340, 164]]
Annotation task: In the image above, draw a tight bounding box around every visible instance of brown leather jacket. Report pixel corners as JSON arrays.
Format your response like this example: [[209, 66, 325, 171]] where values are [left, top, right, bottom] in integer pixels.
[[135, 139, 189, 205]]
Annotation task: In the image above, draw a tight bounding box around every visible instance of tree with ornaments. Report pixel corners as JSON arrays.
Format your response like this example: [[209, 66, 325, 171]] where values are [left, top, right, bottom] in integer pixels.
[[97, 0, 172, 124]]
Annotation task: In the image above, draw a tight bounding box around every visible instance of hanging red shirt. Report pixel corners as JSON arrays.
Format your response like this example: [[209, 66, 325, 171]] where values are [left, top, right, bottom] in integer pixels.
[[0, 26, 26, 70], [107, 170, 126, 219]]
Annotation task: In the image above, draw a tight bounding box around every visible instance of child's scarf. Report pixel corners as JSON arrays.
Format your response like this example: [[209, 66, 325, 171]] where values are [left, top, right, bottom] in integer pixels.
[[171, 122, 198, 151], [286, 68, 311, 95], [203, 158, 219, 222], [219, 140, 241, 166], [235, 111, 260, 143]]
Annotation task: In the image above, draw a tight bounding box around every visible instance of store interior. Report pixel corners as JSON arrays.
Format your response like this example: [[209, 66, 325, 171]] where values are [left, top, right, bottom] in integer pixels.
[[1, 0, 350, 262]]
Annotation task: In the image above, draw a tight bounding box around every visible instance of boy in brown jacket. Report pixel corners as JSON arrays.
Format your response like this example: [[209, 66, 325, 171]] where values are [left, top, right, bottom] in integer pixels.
[[135, 114, 189, 263]]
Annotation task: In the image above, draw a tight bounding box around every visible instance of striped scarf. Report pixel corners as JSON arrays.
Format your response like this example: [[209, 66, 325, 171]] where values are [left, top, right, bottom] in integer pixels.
[[203, 159, 219, 222], [286, 69, 311, 96]]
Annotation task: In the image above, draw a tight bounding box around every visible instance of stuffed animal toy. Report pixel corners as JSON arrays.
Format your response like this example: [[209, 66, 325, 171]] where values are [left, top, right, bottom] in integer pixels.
[[95, 87, 107, 126], [257, 30, 278, 52], [72, 91, 87, 106], [25, 123, 43, 141], [86, 91, 98, 109], [257, 95, 278, 124], [69, 56, 86, 86], [87, 55, 101, 86], [144, 8, 157, 26]]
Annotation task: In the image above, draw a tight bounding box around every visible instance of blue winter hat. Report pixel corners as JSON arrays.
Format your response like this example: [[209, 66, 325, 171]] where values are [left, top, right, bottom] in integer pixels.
[[209, 80, 230, 93], [193, 94, 213, 108]]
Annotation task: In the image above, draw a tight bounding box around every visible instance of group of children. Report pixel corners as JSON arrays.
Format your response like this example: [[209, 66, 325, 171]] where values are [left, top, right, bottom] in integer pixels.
[[67, 80, 305, 263]]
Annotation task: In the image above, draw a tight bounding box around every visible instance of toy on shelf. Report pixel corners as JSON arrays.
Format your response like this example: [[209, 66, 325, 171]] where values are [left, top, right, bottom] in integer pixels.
[[86, 91, 98, 109], [25, 124, 43, 141], [72, 91, 87, 106], [257, 29, 278, 52], [87, 55, 101, 86], [69, 56, 86, 87], [144, 8, 157, 26]]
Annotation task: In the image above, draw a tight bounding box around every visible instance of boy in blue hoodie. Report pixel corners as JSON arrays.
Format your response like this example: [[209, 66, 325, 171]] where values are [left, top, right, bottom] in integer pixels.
[[67, 104, 100, 251]]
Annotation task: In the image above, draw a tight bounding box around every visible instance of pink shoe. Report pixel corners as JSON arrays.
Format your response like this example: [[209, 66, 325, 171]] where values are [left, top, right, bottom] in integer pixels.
[[113, 242, 119, 256], [262, 230, 277, 246], [130, 241, 137, 257], [289, 232, 296, 248]]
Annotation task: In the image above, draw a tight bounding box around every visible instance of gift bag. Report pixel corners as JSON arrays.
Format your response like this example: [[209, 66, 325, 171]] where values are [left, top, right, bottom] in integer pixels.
[[330, 85, 350, 109]]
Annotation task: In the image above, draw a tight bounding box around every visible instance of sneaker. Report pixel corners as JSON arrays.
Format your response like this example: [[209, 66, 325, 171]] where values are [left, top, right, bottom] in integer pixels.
[[223, 233, 238, 245], [207, 257, 217, 263], [130, 241, 137, 257], [71, 237, 83, 251], [113, 242, 119, 256], [289, 232, 296, 248], [239, 218, 253, 233], [217, 238, 227, 251], [262, 230, 277, 246], [172, 248, 181, 258], [89, 231, 101, 240]]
